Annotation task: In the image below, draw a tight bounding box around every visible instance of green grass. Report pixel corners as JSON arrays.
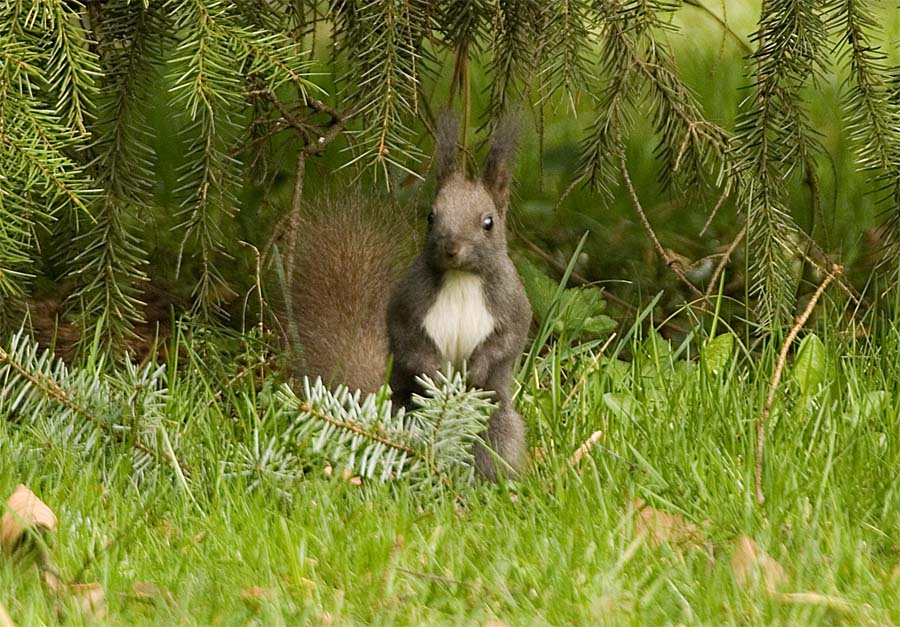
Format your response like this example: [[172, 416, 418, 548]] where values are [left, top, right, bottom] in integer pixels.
[[4, 299, 900, 626]]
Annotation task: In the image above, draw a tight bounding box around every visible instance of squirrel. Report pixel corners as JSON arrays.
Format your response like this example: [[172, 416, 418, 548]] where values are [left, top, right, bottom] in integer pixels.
[[284, 115, 532, 481]]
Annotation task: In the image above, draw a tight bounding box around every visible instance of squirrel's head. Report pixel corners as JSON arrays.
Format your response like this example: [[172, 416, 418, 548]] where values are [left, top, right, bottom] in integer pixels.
[[425, 115, 517, 274]]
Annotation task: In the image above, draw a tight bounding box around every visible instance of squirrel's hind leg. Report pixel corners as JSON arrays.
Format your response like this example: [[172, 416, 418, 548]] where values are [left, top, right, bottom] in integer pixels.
[[474, 404, 526, 482]]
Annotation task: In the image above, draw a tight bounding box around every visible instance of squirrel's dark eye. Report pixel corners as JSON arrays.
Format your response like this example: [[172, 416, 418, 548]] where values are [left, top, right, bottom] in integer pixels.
[[427, 211, 434, 225], [482, 216, 494, 231]]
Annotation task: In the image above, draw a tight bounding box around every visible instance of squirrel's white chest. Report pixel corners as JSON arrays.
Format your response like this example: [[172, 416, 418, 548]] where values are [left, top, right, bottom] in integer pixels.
[[423, 271, 495, 369]]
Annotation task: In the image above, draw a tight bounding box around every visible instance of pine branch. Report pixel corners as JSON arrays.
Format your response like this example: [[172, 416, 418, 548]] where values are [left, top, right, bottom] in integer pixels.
[[0, 329, 176, 480], [167, 0, 248, 317], [281, 368, 493, 488], [826, 1, 900, 282], [0, 28, 97, 298], [486, 0, 541, 122], [65, 0, 169, 347], [580, 2, 729, 198], [733, 0, 829, 328], [577, 5, 637, 197], [332, 0, 427, 181], [536, 0, 595, 112], [167, 0, 316, 316]]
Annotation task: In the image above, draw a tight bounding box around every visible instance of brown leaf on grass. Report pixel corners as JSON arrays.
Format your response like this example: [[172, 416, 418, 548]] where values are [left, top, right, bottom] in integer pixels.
[[240, 587, 273, 603], [774, 592, 853, 612], [68, 582, 106, 621], [0, 602, 17, 627], [132, 582, 175, 605], [483, 622, 510, 627], [731, 534, 786, 593], [43, 569, 66, 593], [529, 447, 547, 466], [1, 485, 58, 554], [569, 431, 604, 467], [633, 499, 707, 553]]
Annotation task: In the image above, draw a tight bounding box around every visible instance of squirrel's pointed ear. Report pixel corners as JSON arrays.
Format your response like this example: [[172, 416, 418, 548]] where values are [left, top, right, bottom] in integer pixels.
[[434, 113, 459, 188], [483, 116, 518, 212]]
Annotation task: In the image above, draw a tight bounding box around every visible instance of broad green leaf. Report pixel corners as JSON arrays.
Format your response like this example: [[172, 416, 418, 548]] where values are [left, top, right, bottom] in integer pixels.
[[517, 256, 558, 320], [702, 333, 734, 375], [603, 392, 640, 419], [791, 334, 826, 395], [517, 257, 614, 339], [581, 314, 617, 336], [844, 390, 887, 427], [642, 331, 672, 363]]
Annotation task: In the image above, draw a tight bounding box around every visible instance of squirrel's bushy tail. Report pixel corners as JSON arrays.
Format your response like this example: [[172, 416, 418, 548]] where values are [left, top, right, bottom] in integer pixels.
[[277, 193, 413, 394]]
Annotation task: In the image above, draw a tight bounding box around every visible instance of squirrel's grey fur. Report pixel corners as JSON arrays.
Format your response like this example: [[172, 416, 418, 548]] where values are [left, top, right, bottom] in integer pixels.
[[388, 116, 532, 480], [286, 116, 531, 481]]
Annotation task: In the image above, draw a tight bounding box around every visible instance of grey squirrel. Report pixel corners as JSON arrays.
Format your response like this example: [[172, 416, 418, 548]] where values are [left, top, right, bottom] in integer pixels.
[[286, 115, 532, 480]]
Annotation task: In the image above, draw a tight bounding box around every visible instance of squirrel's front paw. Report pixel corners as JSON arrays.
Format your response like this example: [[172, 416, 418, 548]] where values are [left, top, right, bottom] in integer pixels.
[[473, 405, 526, 482]]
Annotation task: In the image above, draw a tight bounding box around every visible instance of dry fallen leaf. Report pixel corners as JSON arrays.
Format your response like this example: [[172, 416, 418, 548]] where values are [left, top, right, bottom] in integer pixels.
[[43, 569, 66, 593], [240, 587, 273, 603], [569, 431, 604, 467], [0, 602, 17, 627], [774, 591, 853, 612], [529, 447, 547, 466], [69, 582, 106, 621], [132, 582, 175, 605], [731, 534, 786, 593], [1, 485, 58, 554], [633, 499, 707, 552], [483, 622, 510, 627]]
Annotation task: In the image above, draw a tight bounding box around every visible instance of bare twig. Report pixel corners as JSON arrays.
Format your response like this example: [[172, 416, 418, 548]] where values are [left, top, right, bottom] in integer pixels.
[[263, 97, 352, 267], [699, 186, 731, 237], [284, 150, 306, 288], [793, 230, 861, 307], [682, 0, 750, 50], [755, 264, 842, 505], [619, 155, 704, 297], [704, 224, 746, 299]]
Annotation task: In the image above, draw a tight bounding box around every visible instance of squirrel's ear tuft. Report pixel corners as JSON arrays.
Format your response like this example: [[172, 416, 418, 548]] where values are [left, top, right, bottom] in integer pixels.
[[434, 113, 459, 188], [483, 115, 518, 212]]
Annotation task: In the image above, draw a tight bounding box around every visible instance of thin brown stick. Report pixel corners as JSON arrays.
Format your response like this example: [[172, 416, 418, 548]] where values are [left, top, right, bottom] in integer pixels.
[[619, 155, 704, 297], [699, 186, 731, 237], [284, 150, 306, 289], [682, 0, 749, 50], [792, 230, 861, 307], [264, 97, 351, 266], [755, 264, 842, 505], [704, 224, 746, 299]]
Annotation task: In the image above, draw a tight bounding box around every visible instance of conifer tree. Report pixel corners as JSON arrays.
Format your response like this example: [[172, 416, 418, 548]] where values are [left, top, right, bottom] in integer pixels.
[[1, 0, 898, 345]]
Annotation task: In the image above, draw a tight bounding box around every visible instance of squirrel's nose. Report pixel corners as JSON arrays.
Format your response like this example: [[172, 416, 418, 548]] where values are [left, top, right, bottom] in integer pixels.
[[444, 241, 461, 258]]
